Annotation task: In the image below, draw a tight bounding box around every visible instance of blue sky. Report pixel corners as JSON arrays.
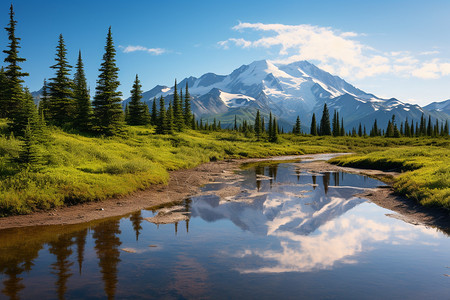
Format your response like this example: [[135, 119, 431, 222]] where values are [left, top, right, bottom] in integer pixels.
[[2, 0, 450, 105]]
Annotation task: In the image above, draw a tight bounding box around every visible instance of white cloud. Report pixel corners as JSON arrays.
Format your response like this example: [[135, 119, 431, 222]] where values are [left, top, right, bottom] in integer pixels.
[[218, 38, 251, 49], [420, 50, 440, 56], [120, 45, 166, 55], [218, 22, 450, 80]]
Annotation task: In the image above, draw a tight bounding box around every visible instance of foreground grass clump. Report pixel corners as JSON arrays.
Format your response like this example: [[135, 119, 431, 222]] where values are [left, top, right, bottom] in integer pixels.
[[0, 122, 448, 216], [0, 126, 332, 216], [330, 145, 450, 209]]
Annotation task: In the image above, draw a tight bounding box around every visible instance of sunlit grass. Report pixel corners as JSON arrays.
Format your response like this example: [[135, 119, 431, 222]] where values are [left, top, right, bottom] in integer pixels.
[[0, 122, 448, 215]]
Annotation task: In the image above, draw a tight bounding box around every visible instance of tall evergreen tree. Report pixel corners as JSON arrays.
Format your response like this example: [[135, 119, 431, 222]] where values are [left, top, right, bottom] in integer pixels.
[[444, 120, 449, 136], [293, 115, 301, 135], [310, 113, 317, 135], [332, 110, 340, 136], [434, 119, 439, 137], [150, 97, 158, 126], [92, 27, 123, 136], [3, 5, 28, 118], [127, 74, 148, 125], [156, 96, 166, 134], [172, 80, 184, 131], [269, 117, 278, 142], [254, 109, 261, 140], [386, 120, 393, 137], [38, 79, 49, 118], [427, 116, 432, 136], [340, 118, 345, 136], [183, 82, 192, 126], [73, 51, 91, 131], [268, 112, 273, 139], [419, 114, 426, 136], [124, 104, 129, 123], [319, 103, 331, 135], [48, 34, 74, 127], [358, 123, 362, 137], [16, 120, 40, 166], [404, 118, 410, 137], [0, 67, 7, 118], [166, 102, 174, 134], [234, 115, 238, 131]]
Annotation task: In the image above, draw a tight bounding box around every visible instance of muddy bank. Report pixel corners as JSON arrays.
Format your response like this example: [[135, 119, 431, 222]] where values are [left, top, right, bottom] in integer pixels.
[[0, 153, 448, 231]]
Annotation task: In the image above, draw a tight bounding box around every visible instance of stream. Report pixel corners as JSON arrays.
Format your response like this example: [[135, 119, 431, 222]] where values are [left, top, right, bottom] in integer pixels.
[[0, 157, 449, 299]]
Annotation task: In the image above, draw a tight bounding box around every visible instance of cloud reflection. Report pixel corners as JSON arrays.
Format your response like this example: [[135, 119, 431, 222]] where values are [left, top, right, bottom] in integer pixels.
[[237, 211, 440, 274]]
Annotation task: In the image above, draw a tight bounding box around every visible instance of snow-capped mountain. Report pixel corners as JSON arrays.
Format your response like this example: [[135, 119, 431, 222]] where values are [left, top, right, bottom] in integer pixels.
[[424, 99, 450, 117], [125, 59, 448, 130]]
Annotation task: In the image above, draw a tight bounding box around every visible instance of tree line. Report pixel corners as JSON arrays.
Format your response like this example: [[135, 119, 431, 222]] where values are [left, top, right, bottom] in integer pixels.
[[0, 5, 448, 167]]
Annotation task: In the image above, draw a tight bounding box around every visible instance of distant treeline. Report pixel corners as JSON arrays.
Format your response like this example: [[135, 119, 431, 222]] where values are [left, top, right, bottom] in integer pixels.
[[0, 5, 448, 168]]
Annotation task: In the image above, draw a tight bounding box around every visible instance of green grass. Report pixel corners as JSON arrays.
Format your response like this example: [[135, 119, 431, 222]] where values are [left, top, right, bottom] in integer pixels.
[[0, 122, 448, 216], [329, 145, 450, 209]]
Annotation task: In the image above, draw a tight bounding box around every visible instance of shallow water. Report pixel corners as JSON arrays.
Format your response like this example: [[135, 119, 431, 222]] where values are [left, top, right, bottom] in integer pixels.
[[1, 159, 449, 299]]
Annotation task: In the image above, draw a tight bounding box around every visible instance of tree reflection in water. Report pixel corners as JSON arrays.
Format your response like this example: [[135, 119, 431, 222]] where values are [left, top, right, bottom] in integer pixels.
[[93, 220, 122, 300]]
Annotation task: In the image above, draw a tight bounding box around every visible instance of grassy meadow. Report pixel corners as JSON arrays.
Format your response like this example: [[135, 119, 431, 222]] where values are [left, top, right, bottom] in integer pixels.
[[0, 119, 449, 216]]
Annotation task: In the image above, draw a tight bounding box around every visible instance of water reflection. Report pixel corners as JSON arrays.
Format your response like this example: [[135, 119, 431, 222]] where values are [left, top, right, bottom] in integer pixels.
[[93, 220, 121, 300], [129, 211, 143, 241], [0, 160, 449, 299], [49, 234, 74, 299]]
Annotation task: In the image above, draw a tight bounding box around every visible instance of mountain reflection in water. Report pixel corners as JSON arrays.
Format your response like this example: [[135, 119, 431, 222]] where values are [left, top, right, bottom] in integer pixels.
[[1, 159, 449, 299]]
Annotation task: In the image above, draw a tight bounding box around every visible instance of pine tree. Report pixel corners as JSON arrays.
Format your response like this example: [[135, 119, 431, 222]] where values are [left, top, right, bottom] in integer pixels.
[[444, 120, 449, 136], [73, 51, 91, 131], [427, 116, 432, 136], [234, 115, 238, 131], [124, 104, 129, 123], [92, 27, 124, 136], [48, 34, 74, 127], [156, 96, 166, 134], [268, 112, 273, 139], [151, 97, 158, 126], [166, 102, 174, 134], [332, 110, 339, 136], [0, 67, 7, 118], [386, 120, 393, 137], [3, 4, 28, 118], [371, 119, 378, 137], [310, 113, 317, 135], [172, 80, 184, 131], [269, 117, 278, 142], [340, 118, 345, 136], [404, 118, 410, 137], [358, 123, 362, 137], [254, 110, 261, 140], [17, 120, 40, 167], [127, 74, 148, 125], [434, 119, 439, 137], [38, 79, 48, 117], [23, 89, 48, 143], [419, 114, 425, 136], [183, 82, 192, 126], [191, 114, 196, 130], [319, 104, 331, 135], [293, 115, 301, 135]]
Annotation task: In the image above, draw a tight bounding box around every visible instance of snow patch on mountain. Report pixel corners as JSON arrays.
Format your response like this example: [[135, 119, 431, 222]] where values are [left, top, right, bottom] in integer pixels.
[[219, 91, 256, 108]]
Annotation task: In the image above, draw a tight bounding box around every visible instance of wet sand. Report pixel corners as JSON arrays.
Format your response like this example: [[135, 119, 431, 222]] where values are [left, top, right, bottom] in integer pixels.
[[0, 153, 448, 230]]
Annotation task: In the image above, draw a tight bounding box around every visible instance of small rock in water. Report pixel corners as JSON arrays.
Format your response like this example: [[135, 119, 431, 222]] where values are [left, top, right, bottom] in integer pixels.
[[97, 208, 104, 211], [149, 245, 158, 248]]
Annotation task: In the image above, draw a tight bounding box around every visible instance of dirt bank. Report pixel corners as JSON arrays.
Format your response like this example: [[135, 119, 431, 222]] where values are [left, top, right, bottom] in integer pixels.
[[0, 153, 448, 231]]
